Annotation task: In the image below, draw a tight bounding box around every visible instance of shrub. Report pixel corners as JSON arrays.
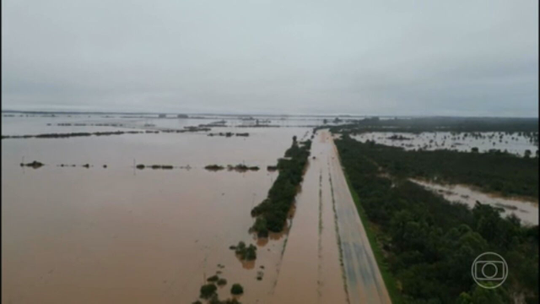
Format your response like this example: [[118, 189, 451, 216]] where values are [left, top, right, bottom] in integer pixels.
[[217, 278, 227, 286], [207, 275, 219, 282]]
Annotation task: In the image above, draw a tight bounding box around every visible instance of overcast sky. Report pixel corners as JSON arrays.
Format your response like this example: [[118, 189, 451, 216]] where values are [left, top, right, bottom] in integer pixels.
[[2, 0, 538, 116]]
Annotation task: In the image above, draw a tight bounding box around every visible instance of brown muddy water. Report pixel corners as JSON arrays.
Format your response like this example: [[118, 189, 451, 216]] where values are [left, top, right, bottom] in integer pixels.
[[271, 131, 349, 304], [272, 130, 390, 304], [412, 179, 539, 226], [2, 125, 319, 303]]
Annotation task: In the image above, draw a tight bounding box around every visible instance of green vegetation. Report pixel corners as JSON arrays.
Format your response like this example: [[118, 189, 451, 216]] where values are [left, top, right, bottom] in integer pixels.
[[341, 169, 403, 303], [199, 283, 217, 299], [231, 284, 244, 295], [335, 134, 539, 303], [227, 164, 259, 172], [328, 116, 539, 133], [135, 164, 175, 170], [233, 241, 257, 261], [338, 134, 538, 199], [2, 130, 146, 139], [205, 164, 259, 172], [207, 275, 219, 282], [194, 279, 240, 303], [207, 296, 241, 304], [20, 160, 44, 168], [207, 132, 250, 137], [251, 138, 312, 236], [205, 164, 225, 171]]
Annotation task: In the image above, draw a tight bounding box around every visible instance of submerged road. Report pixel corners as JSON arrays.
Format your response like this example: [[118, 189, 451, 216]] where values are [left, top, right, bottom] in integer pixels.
[[272, 130, 391, 304]]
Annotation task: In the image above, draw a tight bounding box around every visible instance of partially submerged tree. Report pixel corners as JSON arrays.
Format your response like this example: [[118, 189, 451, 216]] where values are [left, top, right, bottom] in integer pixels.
[[231, 284, 244, 295], [200, 284, 217, 299]]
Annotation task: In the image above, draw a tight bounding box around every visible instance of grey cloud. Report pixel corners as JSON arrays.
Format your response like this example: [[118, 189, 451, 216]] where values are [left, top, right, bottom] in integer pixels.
[[2, 0, 538, 116]]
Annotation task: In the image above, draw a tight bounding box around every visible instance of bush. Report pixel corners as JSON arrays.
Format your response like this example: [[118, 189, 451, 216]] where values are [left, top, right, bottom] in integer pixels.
[[231, 284, 244, 295], [217, 278, 227, 286], [207, 275, 219, 282]]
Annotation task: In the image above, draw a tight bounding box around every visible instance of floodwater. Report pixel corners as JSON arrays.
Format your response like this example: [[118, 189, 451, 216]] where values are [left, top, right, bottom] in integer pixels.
[[353, 131, 538, 157], [271, 130, 391, 304], [271, 131, 349, 304], [1, 113, 349, 137], [1, 116, 317, 303], [1, 115, 132, 135], [2, 115, 393, 304], [412, 179, 539, 226]]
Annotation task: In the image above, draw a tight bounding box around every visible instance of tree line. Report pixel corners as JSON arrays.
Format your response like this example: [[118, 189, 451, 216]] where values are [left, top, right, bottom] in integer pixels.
[[335, 134, 538, 303], [251, 136, 312, 236]]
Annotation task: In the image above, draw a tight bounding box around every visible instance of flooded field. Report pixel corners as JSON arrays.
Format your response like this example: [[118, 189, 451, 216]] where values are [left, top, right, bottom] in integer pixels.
[[3, 113, 386, 304], [1, 114, 352, 137], [2, 116, 314, 303], [412, 179, 539, 226], [353, 131, 538, 157], [10, 114, 534, 303]]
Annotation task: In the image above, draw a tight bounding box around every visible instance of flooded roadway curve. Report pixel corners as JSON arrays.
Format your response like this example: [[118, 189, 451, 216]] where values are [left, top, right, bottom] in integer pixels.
[[272, 130, 391, 304]]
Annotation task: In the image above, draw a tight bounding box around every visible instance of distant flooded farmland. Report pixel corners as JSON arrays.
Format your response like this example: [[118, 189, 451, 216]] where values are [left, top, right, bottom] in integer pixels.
[[2, 115, 316, 303], [412, 179, 538, 226], [6, 114, 535, 303], [353, 131, 538, 157]]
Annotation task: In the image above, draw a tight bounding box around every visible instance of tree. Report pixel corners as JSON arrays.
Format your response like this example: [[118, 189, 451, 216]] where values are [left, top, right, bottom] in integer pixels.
[[231, 283, 244, 295], [200, 284, 217, 299], [456, 284, 508, 304]]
